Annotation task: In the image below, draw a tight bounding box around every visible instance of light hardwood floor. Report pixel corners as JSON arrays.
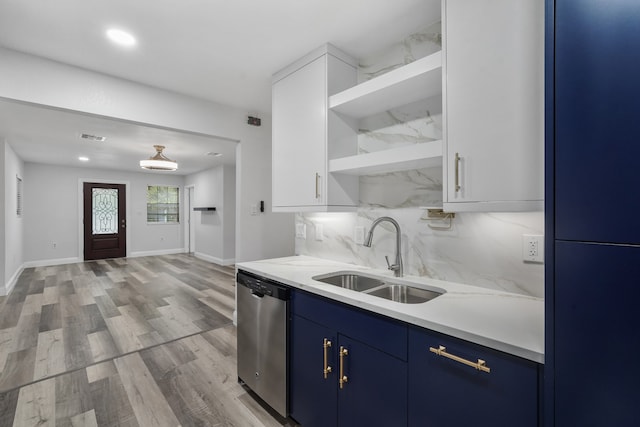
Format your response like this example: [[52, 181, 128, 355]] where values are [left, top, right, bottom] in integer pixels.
[[0, 254, 295, 426]]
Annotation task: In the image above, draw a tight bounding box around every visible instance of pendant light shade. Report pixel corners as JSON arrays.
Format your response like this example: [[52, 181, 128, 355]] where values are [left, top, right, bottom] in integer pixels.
[[140, 145, 178, 171]]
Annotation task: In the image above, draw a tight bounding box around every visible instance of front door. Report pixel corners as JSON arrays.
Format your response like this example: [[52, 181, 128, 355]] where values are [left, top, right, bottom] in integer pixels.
[[83, 182, 126, 260]]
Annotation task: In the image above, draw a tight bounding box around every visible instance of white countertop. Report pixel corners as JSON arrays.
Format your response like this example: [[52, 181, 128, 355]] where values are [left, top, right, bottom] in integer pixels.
[[237, 255, 544, 363]]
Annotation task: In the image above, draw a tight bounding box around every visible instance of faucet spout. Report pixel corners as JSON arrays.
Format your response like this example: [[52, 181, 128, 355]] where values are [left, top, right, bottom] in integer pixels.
[[363, 216, 403, 277]]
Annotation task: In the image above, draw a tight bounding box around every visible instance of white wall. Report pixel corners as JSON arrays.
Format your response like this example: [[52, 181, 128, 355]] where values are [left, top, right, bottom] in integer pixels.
[[223, 165, 236, 261], [23, 162, 186, 264], [0, 140, 6, 292], [0, 141, 25, 294], [185, 165, 236, 265], [4, 143, 24, 292], [235, 117, 295, 262], [0, 47, 294, 265]]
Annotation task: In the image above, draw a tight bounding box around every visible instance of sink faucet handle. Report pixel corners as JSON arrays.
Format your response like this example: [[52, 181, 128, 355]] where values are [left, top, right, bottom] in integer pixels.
[[385, 256, 398, 272]]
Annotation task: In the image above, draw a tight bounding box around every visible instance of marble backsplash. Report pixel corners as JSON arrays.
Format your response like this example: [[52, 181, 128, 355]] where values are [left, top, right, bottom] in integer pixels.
[[295, 20, 544, 298], [296, 164, 544, 298], [296, 209, 544, 298]]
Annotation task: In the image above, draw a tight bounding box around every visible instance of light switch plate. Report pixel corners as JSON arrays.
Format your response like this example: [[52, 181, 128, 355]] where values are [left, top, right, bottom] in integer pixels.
[[522, 234, 544, 263], [295, 223, 306, 239], [315, 223, 324, 241]]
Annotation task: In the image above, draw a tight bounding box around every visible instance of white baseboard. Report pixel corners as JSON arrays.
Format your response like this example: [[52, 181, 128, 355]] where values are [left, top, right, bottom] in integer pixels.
[[129, 248, 187, 258], [23, 257, 81, 268], [2, 264, 25, 296], [194, 252, 235, 266]]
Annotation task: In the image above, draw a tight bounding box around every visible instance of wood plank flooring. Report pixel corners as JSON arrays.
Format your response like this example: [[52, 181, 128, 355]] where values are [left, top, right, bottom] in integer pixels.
[[0, 254, 296, 426]]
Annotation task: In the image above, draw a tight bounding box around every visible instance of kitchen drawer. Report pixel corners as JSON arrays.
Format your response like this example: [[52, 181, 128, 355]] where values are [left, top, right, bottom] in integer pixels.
[[292, 290, 407, 360], [408, 326, 539, 427]]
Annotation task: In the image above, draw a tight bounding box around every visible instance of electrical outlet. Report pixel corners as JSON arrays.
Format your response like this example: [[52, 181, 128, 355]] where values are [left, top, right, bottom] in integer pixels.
[[315, 223, 324, 241], [522, 235, 544, 263], [354, 226, 365, 245], [295, 223, 306, 239]]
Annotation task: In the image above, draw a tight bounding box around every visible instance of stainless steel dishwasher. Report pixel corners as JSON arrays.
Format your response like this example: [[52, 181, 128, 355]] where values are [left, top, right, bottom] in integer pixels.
[[236, 270, 290, 417]]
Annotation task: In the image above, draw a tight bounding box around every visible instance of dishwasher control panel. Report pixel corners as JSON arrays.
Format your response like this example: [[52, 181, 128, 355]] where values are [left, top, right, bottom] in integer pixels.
[[237, 271, 290, 300]]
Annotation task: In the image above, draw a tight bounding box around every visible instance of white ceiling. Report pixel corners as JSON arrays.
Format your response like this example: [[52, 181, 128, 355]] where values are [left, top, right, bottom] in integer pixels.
[[0, 0, 440, 174], [0, 100, 237, 175]]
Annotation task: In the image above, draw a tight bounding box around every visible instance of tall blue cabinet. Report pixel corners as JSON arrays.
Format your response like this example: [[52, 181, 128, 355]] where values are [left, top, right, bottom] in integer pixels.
[[546, 0, 640, 425]]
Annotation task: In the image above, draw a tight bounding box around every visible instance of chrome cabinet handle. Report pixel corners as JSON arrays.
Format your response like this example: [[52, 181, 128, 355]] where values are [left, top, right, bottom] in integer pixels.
[[454, 152, 461, 192], [315, 173, 320, 199], [339, 346, 348, 389], [429, 345, 491, 373], [323, 338, 332, 379]]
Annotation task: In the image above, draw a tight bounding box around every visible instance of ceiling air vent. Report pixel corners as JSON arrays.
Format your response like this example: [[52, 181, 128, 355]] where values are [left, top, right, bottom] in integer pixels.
[[80, 133, 107, 142]]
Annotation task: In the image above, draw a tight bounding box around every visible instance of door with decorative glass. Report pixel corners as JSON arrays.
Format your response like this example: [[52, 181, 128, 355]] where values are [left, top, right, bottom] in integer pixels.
[[83, 182, 126, 260]]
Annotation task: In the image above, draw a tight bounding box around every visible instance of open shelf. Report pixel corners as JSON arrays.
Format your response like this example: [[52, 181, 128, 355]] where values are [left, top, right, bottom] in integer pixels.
[[328, 51, 442, 119], [329, 141, 442, 176]]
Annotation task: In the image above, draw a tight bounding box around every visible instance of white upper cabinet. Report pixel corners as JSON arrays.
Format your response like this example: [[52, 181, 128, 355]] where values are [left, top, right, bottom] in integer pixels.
[[442, 0, 544, 212], [272, 45, 358, 212]]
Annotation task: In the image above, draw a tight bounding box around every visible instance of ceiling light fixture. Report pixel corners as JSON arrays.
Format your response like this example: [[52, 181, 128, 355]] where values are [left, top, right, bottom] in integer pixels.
[[106, 28, 136, 47], [140, 145, 178, 171], [205, 151, 223, 157], [78, 156, 90, 162]]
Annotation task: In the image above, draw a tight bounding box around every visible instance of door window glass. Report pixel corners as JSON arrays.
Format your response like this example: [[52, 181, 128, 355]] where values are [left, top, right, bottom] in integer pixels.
[[92, 188, 119, 234]]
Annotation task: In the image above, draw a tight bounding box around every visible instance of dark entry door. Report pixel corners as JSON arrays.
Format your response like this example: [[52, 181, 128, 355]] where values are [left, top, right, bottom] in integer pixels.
[[83, 182, 126, 260]]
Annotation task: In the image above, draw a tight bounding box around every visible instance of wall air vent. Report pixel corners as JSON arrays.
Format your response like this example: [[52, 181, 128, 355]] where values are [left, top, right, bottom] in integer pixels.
[[80, 133, 107, 142]]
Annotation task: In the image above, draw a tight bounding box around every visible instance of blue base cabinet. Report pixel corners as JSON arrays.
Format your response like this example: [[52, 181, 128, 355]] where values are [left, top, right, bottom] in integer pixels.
[[290, 290, 407, 427], [290, 290, 541, 426], [290, 314, 337, 427], [408, 327, 539, 427]]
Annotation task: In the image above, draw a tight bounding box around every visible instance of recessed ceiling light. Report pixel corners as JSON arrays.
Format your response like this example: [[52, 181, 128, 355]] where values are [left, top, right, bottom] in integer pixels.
[[78, 156, 90, 162], [205, 152, 223, 157], [106, 28, 136, 47]]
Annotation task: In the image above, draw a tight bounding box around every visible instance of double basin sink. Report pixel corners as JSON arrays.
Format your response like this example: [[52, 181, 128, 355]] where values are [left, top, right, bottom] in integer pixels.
[[312, 272, 444, 304]]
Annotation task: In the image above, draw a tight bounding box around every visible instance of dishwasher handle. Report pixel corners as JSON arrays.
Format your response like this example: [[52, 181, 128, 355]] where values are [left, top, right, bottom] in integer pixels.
[[237, 270, 291, 301]]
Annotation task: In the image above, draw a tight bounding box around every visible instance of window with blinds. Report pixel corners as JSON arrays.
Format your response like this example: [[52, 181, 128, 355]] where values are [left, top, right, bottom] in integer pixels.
[[146, 185, 180, 223]]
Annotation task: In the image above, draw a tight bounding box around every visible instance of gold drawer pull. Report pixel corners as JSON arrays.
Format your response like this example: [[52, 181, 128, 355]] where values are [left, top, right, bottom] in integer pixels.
[[323, 338, 332, 379], [339, 346, 348, 389], [429, 345, 491, 373]]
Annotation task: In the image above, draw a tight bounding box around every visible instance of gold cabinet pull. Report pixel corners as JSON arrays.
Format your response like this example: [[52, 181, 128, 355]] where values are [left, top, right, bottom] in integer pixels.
[[323, 338, 332, 379], [454, 152, 461, 192], [315, 173, 320, 199], [429, 345, 491, 373], [339, 346, 348, 389]]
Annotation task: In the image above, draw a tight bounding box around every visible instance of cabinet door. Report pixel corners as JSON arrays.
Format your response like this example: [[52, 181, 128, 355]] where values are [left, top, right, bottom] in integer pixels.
[[555, 241, 640, 426], [408, 327, 538, 427], [443, 0, 543, 211], [555, 0, 640, 245], [290, 314, 337, 427], [337, 335, 407, 427], [272, 56, 327, 209]]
